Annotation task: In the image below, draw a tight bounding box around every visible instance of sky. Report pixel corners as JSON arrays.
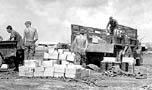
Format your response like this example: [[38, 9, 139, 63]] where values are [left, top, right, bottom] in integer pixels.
[[0, 0, 152, 43]]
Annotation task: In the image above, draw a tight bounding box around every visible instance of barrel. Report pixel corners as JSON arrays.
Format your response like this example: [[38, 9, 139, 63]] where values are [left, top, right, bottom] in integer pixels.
[[120, 62, 129, 71]]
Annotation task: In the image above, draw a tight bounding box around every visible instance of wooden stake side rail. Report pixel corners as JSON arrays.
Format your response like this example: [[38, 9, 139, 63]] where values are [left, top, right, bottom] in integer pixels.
[[71, 24, 138, 47]]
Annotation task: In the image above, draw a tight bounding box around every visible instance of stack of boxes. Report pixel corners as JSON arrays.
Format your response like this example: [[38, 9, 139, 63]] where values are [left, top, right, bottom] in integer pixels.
[[19, 63, 85, 78], [100, 57, 134, 72], [19, 47, 88, 78]]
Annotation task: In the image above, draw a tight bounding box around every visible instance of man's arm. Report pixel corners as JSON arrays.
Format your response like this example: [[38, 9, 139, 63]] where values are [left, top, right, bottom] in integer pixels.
[[23, 29, 26, 43], [106, 21, 110, 34], [115, 20, 118, 28], [106, 21, 110, 29], [0, 36, 3, 41], [34, 29, 38, 43], [71, 36, 77, 52], [9, 32, 15, 41], [84, 37, 88, 51]]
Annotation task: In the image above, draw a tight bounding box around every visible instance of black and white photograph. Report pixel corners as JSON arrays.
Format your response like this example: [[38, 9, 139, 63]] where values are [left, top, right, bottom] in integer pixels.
[[0, 0, 151, 90]]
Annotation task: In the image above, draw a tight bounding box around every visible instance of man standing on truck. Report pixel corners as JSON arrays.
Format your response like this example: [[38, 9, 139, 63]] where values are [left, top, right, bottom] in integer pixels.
[[71, 31, 88, 66], [106, 16, 118, 35], [6, 25, 24, 71], [23, 21, 38, 60]]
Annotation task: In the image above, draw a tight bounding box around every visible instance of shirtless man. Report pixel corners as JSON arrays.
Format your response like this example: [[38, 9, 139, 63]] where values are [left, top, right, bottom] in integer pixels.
[[23, 21, 38, 60], [71, 31, 88, 65]]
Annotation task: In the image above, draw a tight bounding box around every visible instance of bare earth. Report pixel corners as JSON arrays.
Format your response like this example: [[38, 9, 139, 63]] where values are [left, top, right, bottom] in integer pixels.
[[0, 54, 152, 90]]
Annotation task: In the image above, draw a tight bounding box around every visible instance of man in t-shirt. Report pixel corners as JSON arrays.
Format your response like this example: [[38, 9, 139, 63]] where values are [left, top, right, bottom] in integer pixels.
[[23, 21, 38, 60], [6, 25, 24, 71]]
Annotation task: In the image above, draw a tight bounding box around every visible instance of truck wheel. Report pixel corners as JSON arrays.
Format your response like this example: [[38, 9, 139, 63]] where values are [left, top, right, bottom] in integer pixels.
[[0, 55, 3, 67]]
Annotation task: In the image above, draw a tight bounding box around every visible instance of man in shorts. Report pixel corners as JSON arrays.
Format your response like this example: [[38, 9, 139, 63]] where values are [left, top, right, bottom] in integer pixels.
[[23, 21, 38, 60]]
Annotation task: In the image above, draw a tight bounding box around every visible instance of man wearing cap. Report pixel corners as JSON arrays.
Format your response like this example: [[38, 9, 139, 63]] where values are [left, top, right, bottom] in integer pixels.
[[23, 21, 38, 60], [6, 25, 24, 71], [106, 17, 118, 35], [71, 31, 88, 66]]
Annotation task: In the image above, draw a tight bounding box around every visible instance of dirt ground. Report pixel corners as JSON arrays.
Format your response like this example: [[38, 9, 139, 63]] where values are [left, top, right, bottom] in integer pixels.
[[0, 54, 152, 90]]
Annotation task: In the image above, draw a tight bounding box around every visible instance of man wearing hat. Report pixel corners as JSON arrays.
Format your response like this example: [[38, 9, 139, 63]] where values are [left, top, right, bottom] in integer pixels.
[[23, 21, 38, 60]]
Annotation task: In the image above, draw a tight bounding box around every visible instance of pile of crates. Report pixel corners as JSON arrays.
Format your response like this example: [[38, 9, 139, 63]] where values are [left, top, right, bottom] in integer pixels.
[[19, 61, 85, 78], [43, 48, 76, 66], [100, 57, 135, 72], [19, 47, 89, 78]]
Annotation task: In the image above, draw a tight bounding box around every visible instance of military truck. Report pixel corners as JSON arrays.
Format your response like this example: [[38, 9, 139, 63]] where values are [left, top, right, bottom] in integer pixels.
[[71, 24, 143, 67]]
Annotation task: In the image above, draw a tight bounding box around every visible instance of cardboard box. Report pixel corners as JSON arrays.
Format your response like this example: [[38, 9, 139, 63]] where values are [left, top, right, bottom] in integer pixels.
[[19, 66, 34, 77], [44, 67, 54, 77], [44, 72, 54, 77], [61, 60, 69, 66], [48, 48, 55, 54], [54, 72, 64, 78], [65, 73, 76, 78], [67, 65, 84, 69], [43, 52, 49, 59], [64, 52, 72, 55], [48, 53, 59, 60], [34, 67, 45, 72], [58, 49, 64, 54], [19, 66, 29, 72], [34, 71, 44, 77], [54, 64, 66, 73], [67, 55, 75, 62], [45, 67, 54, 72], [59, 54, 67, 60], [25, 72, 34, 77], [65, 67, 81, 74], [42, 60, 56, 67], [92, 36, 99, 44], [24, 60, 39, 68]]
